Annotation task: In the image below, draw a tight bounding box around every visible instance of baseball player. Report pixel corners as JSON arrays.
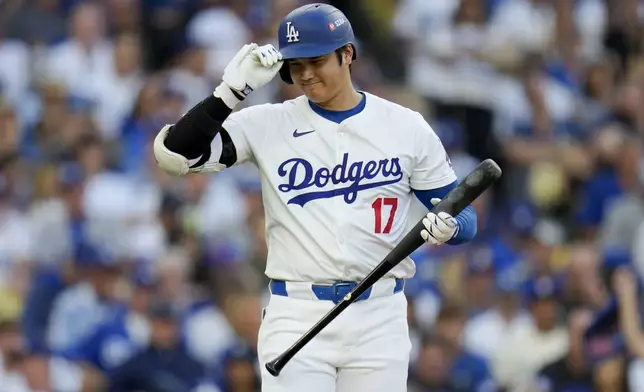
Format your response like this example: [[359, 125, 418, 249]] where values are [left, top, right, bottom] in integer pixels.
[[153, 3, 478, 391]]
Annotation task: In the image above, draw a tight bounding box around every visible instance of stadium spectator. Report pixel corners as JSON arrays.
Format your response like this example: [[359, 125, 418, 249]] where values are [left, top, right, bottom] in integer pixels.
[[491, 276, 569, 390], [107, 299, 217, 392], [533, 307, 595, 391], [432, 302, 495, 391]]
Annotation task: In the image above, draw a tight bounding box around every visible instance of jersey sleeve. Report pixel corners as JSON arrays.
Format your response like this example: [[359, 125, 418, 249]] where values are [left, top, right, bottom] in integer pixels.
[[410, 113, 458, 190], [205, 104, 273, 168], [219, 108, 256, 166]]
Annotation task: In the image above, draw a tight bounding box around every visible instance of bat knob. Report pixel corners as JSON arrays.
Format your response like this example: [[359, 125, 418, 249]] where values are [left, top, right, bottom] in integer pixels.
[[265, 360, 282, 377]]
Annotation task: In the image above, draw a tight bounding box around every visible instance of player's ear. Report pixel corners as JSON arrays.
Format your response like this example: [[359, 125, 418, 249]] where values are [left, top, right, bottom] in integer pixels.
[[344, 45, 354, 65]]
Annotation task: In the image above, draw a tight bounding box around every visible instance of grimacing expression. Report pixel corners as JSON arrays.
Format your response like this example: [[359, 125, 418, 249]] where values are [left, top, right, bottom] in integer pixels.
[[288, 46, 353, 104]]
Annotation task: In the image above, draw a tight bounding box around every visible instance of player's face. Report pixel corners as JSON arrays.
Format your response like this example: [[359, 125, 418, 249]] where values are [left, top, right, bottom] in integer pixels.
[[288, 49, 351, 103]]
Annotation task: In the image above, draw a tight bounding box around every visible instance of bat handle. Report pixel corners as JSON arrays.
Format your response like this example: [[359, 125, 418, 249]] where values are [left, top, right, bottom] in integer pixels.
[[265, 357, 283, 376]]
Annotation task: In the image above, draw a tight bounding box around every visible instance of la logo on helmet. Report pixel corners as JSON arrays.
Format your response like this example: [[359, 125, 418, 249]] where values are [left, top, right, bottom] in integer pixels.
[[286, 22, 299, 43]]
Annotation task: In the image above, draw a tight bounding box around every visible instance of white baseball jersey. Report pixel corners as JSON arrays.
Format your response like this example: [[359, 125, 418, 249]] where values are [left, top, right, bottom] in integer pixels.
[[210, 92, 457, 283]]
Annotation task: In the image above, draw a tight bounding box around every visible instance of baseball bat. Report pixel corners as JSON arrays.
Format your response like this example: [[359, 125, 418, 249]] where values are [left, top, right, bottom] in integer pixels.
[[265, 159, 502, 377]]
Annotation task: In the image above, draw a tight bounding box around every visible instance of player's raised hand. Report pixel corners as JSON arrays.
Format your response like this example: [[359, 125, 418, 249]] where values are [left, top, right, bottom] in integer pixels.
[[420, 198, 458, 245], [216, 43, 283, 107]]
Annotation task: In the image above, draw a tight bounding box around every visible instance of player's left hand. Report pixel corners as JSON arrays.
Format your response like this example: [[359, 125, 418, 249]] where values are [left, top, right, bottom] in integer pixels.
[[215, 43, 283, 108], [421, 198, 458, 245]]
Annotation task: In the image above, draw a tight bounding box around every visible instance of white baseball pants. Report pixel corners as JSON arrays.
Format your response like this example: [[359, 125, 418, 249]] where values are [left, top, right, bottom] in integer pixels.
[[257, 279, 411, 391]]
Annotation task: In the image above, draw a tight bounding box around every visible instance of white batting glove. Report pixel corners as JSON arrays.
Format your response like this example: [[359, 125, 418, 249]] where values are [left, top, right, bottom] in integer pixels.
[[214, 43, 283, 109], [420, 198, 459, 245]]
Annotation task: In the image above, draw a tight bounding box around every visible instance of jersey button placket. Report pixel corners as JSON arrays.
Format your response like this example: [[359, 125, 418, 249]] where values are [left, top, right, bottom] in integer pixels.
[[334, 125, 343, 250], [336, 125, 350, 280]]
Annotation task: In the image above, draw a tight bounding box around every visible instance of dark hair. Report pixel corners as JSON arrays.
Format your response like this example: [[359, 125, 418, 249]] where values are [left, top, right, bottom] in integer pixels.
[[420, 332, 450, 350], [436, 301, 466, 322]]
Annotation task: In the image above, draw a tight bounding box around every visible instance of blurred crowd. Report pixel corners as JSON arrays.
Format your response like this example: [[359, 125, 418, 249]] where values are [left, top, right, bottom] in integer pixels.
[[1, 0, 644, 391]]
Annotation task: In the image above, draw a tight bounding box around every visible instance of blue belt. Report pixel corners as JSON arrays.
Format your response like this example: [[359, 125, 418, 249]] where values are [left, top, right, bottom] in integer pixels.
[[269, 278, 405, 305]]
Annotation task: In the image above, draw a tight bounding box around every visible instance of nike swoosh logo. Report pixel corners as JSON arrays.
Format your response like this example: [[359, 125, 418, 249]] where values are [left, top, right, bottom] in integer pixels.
[[293, 129, 315, 138]]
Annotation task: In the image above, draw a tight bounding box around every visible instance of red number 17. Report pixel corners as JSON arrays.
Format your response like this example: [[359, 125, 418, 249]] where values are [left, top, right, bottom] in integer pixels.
[[371, 197, 398, 234]]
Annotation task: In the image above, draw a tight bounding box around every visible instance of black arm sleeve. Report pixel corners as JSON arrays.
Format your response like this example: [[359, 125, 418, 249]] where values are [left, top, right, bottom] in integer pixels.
[[163, 94, 238, 168]]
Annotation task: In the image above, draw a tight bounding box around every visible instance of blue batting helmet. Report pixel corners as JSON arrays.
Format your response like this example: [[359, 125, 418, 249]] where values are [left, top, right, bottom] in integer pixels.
[[277, 3, 357, 84]]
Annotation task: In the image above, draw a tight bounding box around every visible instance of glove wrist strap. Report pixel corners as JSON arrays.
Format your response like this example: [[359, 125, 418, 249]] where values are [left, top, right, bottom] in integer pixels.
[[214, 82, 244, 109]]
